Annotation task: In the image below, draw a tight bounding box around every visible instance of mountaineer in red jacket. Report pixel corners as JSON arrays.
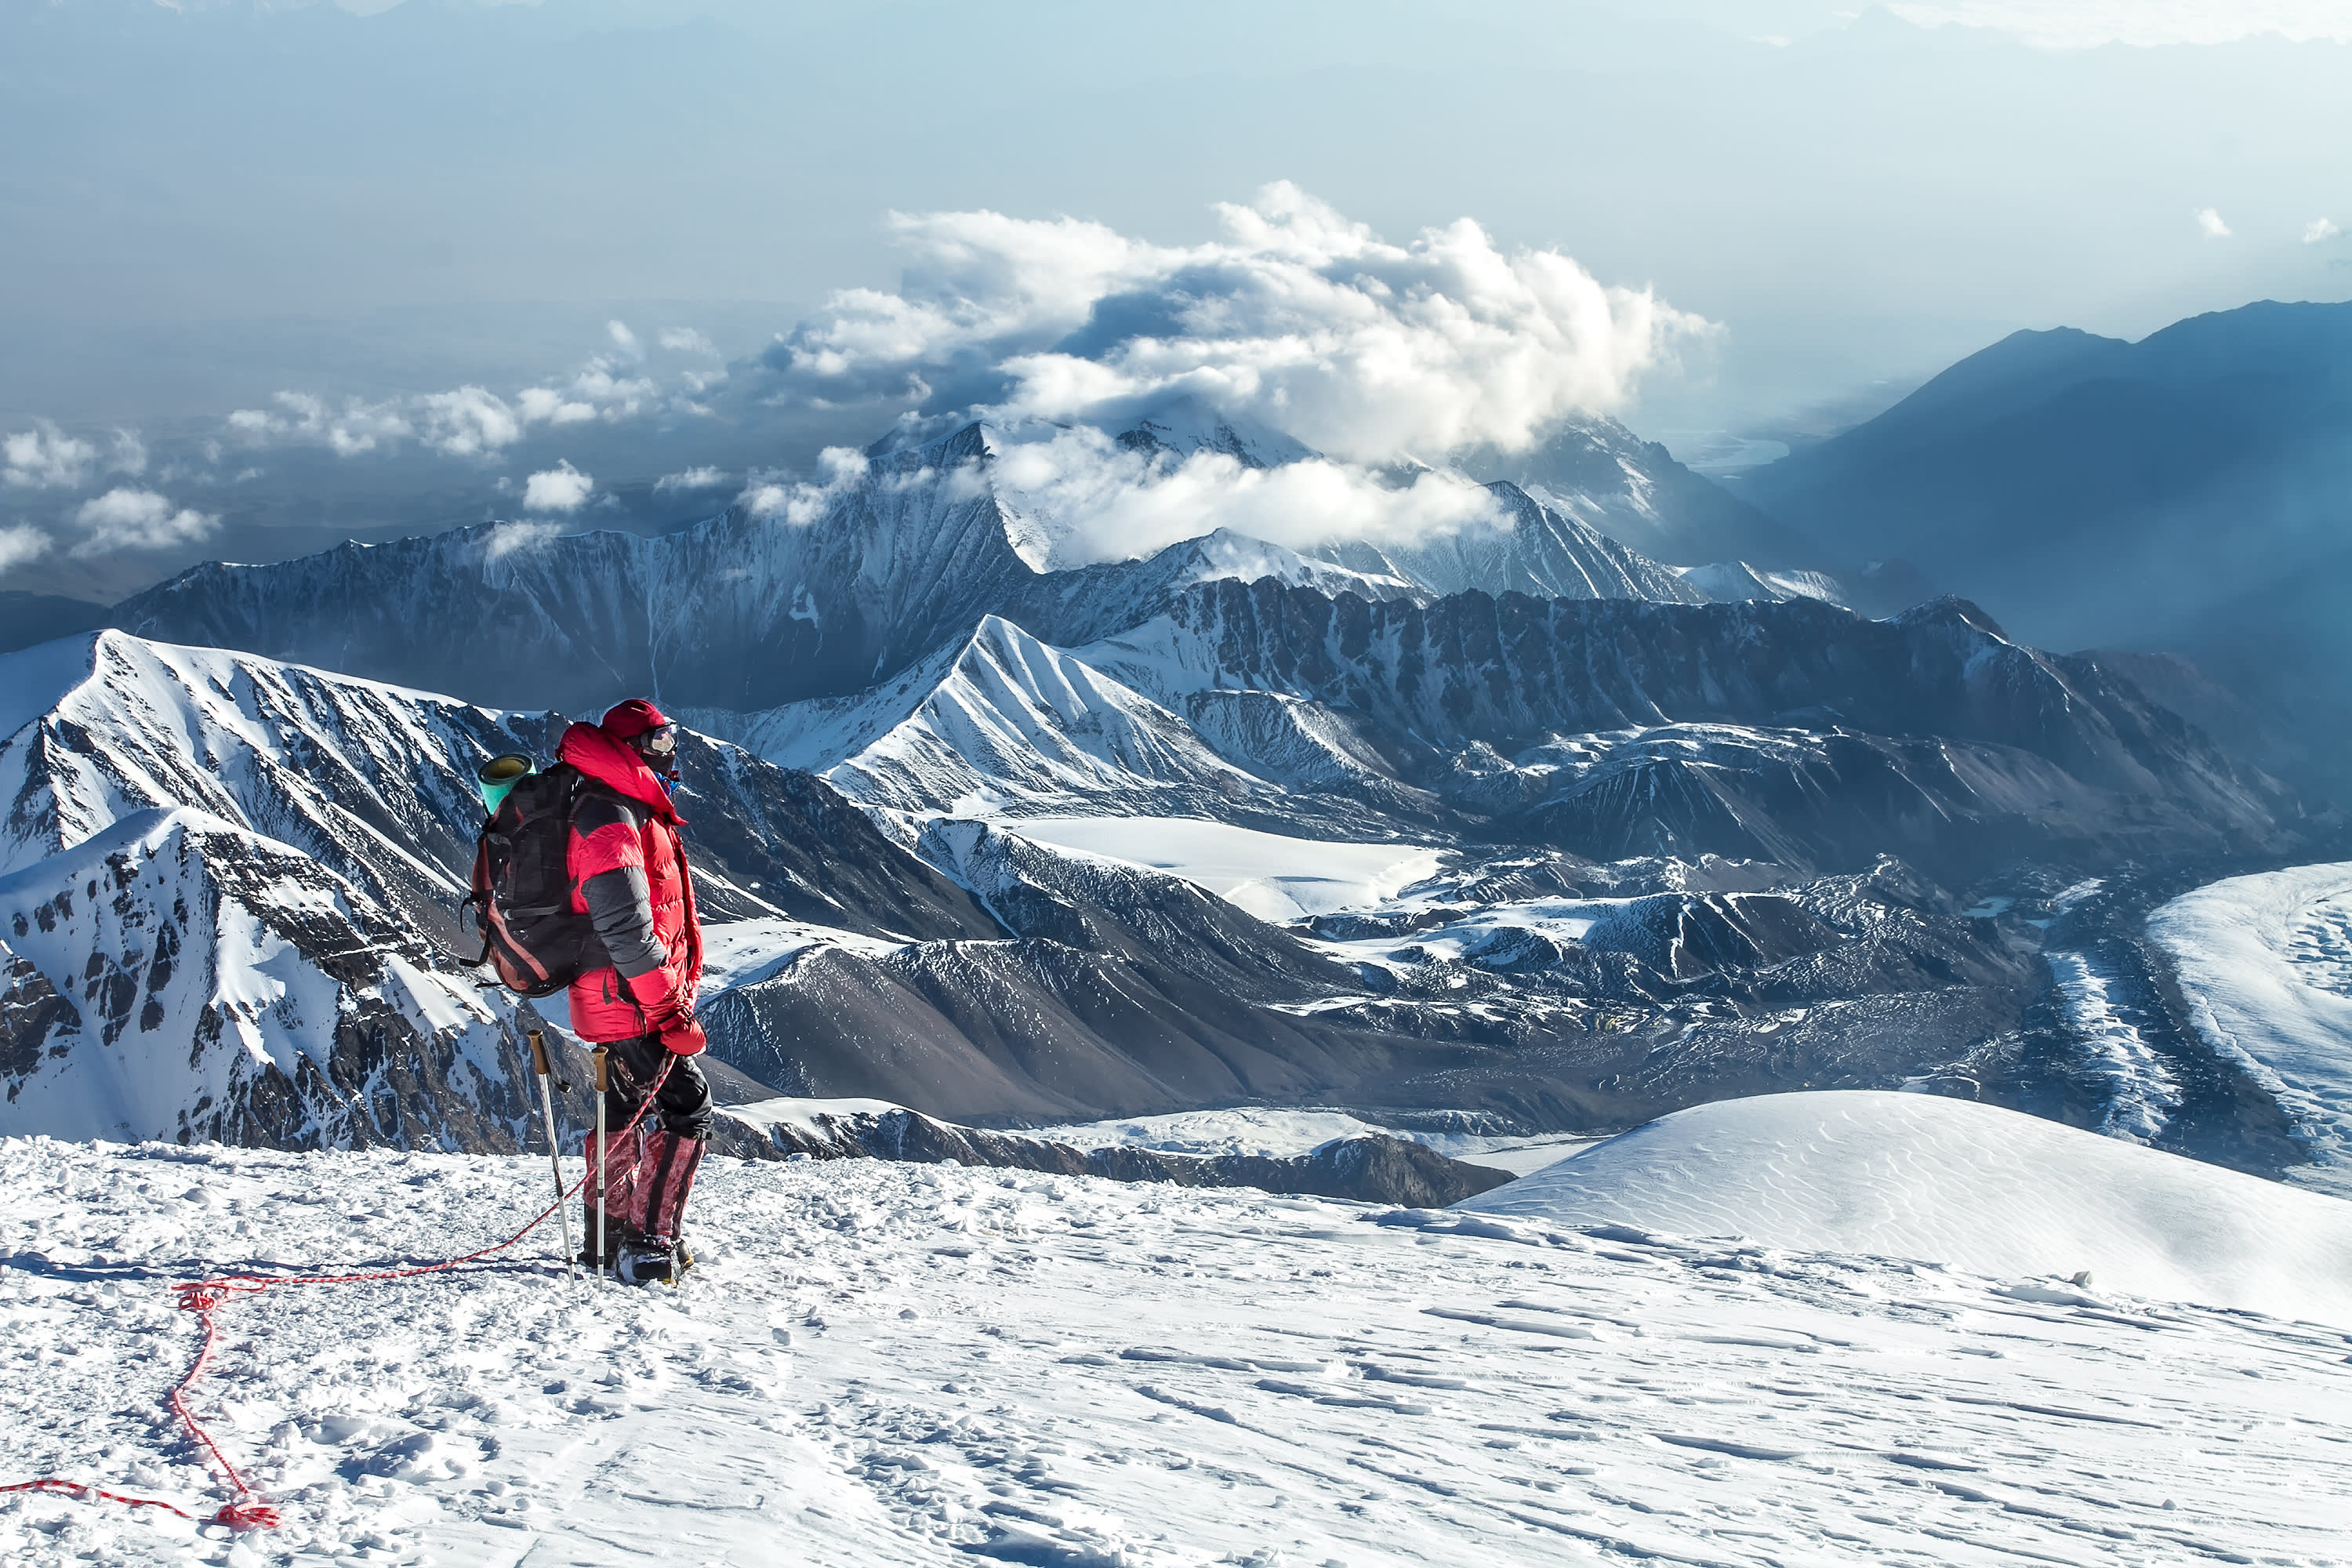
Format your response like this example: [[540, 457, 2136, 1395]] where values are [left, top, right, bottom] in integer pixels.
[[564, 698, 710, 1285]]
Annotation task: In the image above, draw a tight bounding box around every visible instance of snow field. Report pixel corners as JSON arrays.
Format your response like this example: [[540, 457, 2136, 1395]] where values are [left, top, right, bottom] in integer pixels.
[[2151, 862, 2352, 1195], [1006, 817, 1446, 922], [5, 1134, 2352, 1567], [1464, 1091, 2352, 1328]]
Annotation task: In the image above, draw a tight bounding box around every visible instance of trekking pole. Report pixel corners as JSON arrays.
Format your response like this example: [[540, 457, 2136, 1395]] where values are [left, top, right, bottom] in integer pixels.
[[528, 1030, 578, 1281], [593, 1046, 610, 1276]]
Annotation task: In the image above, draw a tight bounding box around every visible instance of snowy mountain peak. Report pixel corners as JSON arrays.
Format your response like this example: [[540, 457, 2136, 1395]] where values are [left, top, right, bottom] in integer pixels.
[[0, 804, 532, 1149], [1305, 481, 1704, 605], [711, 614, 1269, 819], [1110, 394, 1317, 470]]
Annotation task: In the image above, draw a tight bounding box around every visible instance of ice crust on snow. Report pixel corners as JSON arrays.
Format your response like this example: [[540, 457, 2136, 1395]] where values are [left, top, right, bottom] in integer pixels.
[[5, 1132, 2349, 1566], [2150, 860, 2352, 1195], [1461, 1090, 2352, 1327]]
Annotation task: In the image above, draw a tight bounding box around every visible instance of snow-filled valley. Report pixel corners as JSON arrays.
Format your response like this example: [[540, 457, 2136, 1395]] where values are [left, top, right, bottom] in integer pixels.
[[7, 1090, 2352, 1568]]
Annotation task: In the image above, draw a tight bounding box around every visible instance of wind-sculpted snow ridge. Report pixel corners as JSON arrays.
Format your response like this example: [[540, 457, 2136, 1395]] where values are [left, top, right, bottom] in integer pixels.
[[1461, 1090, 2352, 1328], [5, 1137, 2348, 1566], [0, 808, 557, 1150], [2151, 862, 2352, 1196]]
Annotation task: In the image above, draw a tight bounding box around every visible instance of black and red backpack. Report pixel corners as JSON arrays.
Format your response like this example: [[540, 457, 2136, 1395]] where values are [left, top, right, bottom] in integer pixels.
[[464, 764, 611, 997]]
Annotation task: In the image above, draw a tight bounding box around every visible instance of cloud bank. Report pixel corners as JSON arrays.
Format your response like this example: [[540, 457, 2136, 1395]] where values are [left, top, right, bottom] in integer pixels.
[[2196, 208, 2233, 239], [226, 337, 694, 459], [985, 425, 1506, 568], [764, 182, 1711, 466]]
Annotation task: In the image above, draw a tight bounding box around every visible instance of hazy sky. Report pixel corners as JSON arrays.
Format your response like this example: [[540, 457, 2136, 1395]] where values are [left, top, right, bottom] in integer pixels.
[[2, 0, 2347, 599]]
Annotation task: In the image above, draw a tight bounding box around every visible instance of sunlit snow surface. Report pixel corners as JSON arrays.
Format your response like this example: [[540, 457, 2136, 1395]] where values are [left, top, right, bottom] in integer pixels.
[[1007, 816, 1445, 921], [2151, 861, 2352, 1196], [6, 1115, 2352, 1566], [1463, 1091, 2352, 1327]]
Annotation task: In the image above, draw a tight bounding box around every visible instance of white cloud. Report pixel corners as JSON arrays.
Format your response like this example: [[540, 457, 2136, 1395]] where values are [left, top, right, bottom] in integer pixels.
[[485, 520, 564, 560], [4, 421, 99, 489], [227, 330, 678, 460], [767, 183, 1712, 464], [416, 386, 524, 456], [69, 488, 219, 555], [2307, 217, 2342, 244], [982, 424, 1506, 568], [655, 466, 731, 492], [522, 461, 593, 512], [659, 327, 719, 356], [737, 447, 871, 526], [2196, 207, 2233, 239], [1889, 2, 2352, 48], [229, 390, 418, 455], [0, 524, 53, 574]]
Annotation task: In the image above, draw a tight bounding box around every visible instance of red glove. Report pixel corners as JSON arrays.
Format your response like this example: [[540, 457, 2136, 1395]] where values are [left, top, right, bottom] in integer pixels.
[[659, 1015, 707, 1057]]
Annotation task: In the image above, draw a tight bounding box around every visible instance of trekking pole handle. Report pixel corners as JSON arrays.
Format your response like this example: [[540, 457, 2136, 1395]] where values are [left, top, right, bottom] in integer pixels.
[[528, 1029, 551, 1076], [593, 1046, 609, 1094]]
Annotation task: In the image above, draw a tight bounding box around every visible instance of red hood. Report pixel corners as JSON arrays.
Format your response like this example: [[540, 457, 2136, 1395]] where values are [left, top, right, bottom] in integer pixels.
[[559, 720, 684, 823]]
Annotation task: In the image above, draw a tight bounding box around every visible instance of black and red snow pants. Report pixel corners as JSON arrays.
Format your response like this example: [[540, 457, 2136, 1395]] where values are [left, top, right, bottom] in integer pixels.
[[583, 1033, 712, 1256]]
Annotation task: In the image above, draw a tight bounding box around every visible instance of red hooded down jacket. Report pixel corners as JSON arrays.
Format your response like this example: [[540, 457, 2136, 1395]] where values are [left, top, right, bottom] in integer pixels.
[[561, 719, 705, 1047]]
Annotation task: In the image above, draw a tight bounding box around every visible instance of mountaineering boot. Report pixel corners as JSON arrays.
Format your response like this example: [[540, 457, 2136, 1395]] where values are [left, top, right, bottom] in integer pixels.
[[617, 1236, 682, 1287]]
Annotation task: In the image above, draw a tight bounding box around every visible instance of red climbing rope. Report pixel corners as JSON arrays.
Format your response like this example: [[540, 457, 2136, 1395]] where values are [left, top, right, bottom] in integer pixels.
[[0, 1479, 200, 1519], [5, 1058, 674, 1533]]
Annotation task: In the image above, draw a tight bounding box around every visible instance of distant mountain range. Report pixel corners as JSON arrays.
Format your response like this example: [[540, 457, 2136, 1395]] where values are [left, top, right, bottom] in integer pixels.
[[1738, 298, 2352, 786], [2, 385, 2337, 1174]]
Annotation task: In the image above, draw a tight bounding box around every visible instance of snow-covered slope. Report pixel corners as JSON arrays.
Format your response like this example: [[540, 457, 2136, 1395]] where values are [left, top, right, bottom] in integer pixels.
[[0, 808, 543, 1149], [1461, 1090, 2352, 1326], [715, 615, 1272, 819], [6, 1136, 2348, 1566], [1675, 560, 1849, 606], [1313, 481, 1704, 604], [1483, 416, 1822, 568], [0, 630, 535, 943], [2149, 862, 2352, 1196]]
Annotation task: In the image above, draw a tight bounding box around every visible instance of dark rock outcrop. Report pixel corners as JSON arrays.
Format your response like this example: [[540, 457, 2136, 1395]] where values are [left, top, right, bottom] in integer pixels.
[[715, 1100, 1513, 1208]]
